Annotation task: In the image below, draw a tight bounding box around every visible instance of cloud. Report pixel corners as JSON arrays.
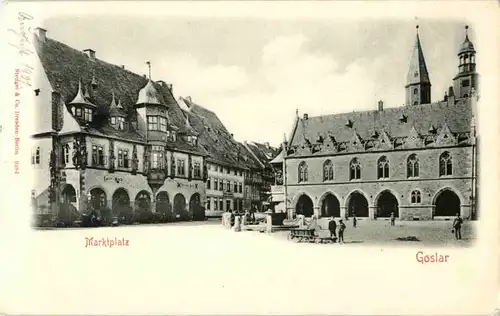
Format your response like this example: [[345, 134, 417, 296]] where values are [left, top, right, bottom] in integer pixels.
[[162, 34, 387, 145]]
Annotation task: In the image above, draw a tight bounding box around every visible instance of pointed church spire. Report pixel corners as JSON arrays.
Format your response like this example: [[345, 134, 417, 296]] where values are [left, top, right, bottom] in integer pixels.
[[405, 25, 431, 106], [407, 25, 430, 86]]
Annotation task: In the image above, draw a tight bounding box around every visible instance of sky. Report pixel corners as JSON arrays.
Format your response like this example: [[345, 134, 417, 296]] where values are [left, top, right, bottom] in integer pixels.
[[43, 17, 472, 147]]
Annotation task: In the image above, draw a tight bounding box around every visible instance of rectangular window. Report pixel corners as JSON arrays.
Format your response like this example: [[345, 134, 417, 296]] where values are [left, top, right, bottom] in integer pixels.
[[76, 108, 82, 117], [239, 183, 242, 193], [462, 79, 470, 87], [64, 144, 70, 164], [159, 117, 167, 132], [214, 179, 218, 190], [111, 117, 116, 125], [147, 116, 158, 131], [84, 108, 92, 122], [177, 159, 185, 176], [118, 117, 125, 130], [226, 200, 231, 211], [214, 199, 218, 211], [207, 177, 211, 189], [194, 162, 201, 178], [220, 180, 224, 191], [98, 146, 104, 165], [92, 145, 97, 165], [118, 149, 123, 167], [92, 145, 105, 166], [118, 149, 129, 168], [234, 182, 238, 193], [219, 199, 223, 211]]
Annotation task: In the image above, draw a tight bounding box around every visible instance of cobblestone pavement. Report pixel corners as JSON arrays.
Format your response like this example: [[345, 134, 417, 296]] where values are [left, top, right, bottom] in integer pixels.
[[270, 219, 477, 247]]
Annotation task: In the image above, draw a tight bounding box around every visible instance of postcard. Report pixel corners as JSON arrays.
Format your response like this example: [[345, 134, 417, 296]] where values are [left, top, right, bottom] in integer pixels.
[[1, 1, 499, 315]]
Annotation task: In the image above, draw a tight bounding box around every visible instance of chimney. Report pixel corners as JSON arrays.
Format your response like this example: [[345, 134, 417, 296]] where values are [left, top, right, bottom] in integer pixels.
[[83, 49, 96, 59], [264, 142, 270, 148], [34, 27, 47, 43], [378, 100, 384, 111], [230, 133, 234, 138], [121, 65, 125, 69], [303, 113, 308, 120], [443, 91, 448, 101], [447, 86, 455, 106], [185, 96, 192, 102], [167, 84, 173, 92], [143, 74, 147, 78]]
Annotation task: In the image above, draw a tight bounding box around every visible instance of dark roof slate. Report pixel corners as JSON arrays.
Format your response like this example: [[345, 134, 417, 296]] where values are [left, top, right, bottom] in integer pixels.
[[289, 99, 473, 148], [180, 97, 260, 169], [34, 35, 206, 155]]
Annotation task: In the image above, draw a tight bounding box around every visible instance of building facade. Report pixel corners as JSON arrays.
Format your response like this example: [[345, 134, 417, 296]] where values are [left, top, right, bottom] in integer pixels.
[[280, 26, 479, 221], [31, 28, 208, 221], [178, 97, 261, 217]]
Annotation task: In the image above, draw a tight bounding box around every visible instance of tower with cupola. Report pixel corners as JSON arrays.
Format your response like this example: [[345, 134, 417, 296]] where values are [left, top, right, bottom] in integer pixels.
[[453, 25, 478, 99], [405, 25, 431, 106]]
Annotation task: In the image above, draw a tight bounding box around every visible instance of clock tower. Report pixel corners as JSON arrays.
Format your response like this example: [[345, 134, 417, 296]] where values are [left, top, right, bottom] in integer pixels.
[[405, 25, 431, 106], [453, 26, 477, 99]]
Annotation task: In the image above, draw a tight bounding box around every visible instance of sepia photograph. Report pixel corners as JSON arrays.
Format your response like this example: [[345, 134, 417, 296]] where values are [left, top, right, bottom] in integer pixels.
[[30, 17, 478, 246], [1, 1, 499, 315]]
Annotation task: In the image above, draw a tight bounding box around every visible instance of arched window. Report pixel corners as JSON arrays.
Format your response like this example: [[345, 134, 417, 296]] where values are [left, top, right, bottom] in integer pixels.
[[298, 161, 308, 183], [377, 156, 389, 179], [439, 152, 453, 176], [407, 154, 419, 178], [323, 160, 334, 181], [411, 190, 421, 204], [349, 158, 361, 180], [413, 88, 418, 95]]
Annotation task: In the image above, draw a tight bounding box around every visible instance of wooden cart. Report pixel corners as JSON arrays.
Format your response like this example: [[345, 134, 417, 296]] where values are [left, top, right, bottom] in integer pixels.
[[288, 228, 337, 243]]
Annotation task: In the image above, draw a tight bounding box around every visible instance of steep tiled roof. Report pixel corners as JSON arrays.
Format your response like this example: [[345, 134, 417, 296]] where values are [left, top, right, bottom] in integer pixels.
[[289, 99, 473, 149], [180, 97, 260, 169], [34, 34, 206, 155], [245, 142, 279, 169]]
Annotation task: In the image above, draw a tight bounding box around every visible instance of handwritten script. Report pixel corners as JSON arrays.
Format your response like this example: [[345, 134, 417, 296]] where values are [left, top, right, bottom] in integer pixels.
[[9, 12, 36, 175]]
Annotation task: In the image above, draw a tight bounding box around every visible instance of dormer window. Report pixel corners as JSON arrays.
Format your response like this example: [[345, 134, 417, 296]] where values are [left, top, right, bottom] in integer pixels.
[[111, 117, 125, 130]]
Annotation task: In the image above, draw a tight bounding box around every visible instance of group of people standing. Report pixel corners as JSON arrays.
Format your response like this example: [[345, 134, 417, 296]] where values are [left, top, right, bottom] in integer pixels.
[[326, 211, 397, 244]]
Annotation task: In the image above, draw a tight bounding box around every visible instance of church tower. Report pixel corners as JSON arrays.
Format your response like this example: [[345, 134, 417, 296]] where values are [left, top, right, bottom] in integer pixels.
[[405, 26, 431, 106], [453, 26, 477, 99]]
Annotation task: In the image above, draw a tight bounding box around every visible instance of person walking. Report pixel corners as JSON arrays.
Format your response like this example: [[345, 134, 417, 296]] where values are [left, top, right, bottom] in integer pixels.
[[328, 216, 337, 242], [390, 212, 396, 227], [452, 213, 463, 240], [352, 214, 357, 228], [338, 219, 346, 244]]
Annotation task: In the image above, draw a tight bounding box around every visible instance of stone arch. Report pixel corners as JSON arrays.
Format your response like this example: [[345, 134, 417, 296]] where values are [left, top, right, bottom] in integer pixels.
[[61, 184, 77, 204], [374, 190, 399, 218], [433, 187, 462, 217], [112, 188, 130, 216], [345, 190, 369, 217], [134, 190, 151, 211], [156, 191, 171, 214], [89, 187, 107, 209], [173, 193, 187, 220], [318, 191, 341, 218], [189, 193, 204, 221], [295, 193, 314, 218]]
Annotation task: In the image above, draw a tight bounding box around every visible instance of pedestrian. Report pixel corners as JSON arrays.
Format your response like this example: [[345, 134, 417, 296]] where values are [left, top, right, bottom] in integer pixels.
[[229, 209, 235, 227], [353, 215, 357, 228], [452, 213, 463, 240], [338, 219, 346, 243], [390, 212, 395, 226], [328, 216, 337, 242]]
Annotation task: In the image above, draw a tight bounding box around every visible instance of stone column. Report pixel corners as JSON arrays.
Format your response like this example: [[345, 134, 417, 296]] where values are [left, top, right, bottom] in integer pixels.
[[340, 206, 347, 220], [313, 206, 320, 218], [369, 206, 376, 220]]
